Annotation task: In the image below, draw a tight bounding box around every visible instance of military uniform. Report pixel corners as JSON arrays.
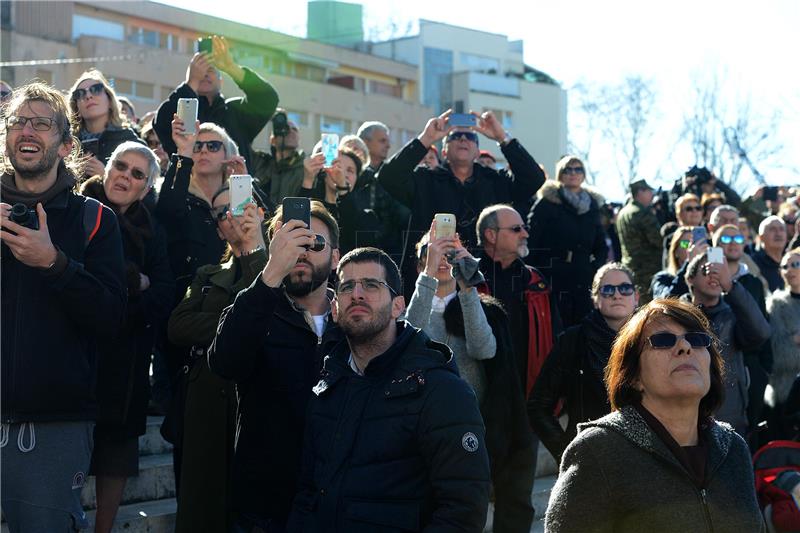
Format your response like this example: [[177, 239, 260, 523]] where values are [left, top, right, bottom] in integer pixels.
[[615, 199, 662, 303]]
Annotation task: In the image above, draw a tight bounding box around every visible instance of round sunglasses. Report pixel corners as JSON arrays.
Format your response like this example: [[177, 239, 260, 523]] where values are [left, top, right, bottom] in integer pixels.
[[647, 332, 712, 349], [73, 82, 105, 101], [598, 283, 635, 298]]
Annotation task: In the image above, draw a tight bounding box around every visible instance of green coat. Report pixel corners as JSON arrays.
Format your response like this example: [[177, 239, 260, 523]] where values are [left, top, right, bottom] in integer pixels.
[[615, 200, 662, 301], [251, 149, 307, 206], [168, 250, 267, 533]]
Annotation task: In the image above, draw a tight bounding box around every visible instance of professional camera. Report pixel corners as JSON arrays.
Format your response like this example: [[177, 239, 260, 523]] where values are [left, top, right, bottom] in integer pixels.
[[10, 203, 39, 230], [272, 110, 289, 137], [685, 165, 713, 186]]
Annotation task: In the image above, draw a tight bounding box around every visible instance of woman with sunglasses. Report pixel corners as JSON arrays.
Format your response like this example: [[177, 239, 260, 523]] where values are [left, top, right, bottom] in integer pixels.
[[765, 248, 800, 440], [68, 69, 141, 179], [526, 155, 608, 328], [79, 141, 175, 533], [529, 263, 638, 463], [545, 299, 764, 533], [651, 226, 708, 299], [167, 186, 265, 533]]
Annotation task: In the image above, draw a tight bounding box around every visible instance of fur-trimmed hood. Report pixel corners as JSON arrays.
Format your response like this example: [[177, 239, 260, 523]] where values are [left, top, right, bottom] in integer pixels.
[[537, 179, 605, 207]]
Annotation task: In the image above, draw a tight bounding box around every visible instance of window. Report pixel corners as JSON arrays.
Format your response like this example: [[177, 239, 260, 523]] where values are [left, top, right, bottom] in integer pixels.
[[113, 78, 133, 96], [369, 80, 401, 98], [287, 111, 308, 128], [320, 116, 346, 135], [136, 82, 154, 99], [128, 27, 160, 47], [423, 47, 453, 113], [460, 52, 500, 73], [502, 111, 513, 130], [72, 14, 124, 41], [111, 79, 155, 101]]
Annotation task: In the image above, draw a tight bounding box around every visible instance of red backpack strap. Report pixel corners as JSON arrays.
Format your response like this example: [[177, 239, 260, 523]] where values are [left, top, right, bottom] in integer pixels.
[[83, 197, 104, 247]]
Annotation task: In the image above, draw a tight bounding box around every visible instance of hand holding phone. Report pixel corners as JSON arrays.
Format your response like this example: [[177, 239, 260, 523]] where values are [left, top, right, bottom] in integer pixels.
[[321, 134, 339, 167], [177, 98, 198, 135]]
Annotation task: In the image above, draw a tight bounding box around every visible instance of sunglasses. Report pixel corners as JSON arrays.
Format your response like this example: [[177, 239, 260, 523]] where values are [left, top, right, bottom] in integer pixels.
[[212, 204, 230, 221], [146, 138, 161, 149], [113, 159, 148, 181], [1, 90, 11, 99], [493, 224, 529, 233], [305, 234, 327, 252], [682, 205, 703, 212], [446, 131, 479, 143], [718, 234, 745, 245], [562, 166, 585, 175], [598, 283, 635, 297], [5, 115, 56, 131], [678, 239, 691, 250], [73, 82, 105, 101], [782, 260, 800, 271], [193, 140, 224, 153], [648, 332, 712, 349]]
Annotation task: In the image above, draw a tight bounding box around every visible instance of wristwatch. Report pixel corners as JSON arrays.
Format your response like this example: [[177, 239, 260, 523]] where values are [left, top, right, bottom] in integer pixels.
[[498, 133, 512, 147]]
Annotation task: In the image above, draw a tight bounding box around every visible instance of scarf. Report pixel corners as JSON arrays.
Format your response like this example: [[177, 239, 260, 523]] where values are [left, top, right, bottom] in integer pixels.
[[1, 164, 77, 207], [582, 308, 617, 379], [560, 187, 592, 215]]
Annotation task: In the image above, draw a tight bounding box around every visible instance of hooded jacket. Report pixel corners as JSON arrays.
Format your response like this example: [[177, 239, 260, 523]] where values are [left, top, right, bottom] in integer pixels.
[[288, 323, 490, 532], [545, 406, 764, 533]]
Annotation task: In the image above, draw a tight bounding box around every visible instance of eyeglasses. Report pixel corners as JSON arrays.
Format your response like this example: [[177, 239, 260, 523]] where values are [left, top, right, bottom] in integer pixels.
[[598, 283, 635, 298], [648, 332, 712, 349], [337, 277, 397, 296], [682, 205, 703, 212], [5, 115, 56, 131], [146, 138, 161, 149], [446, 131, 479, 143], [562, 166, 585, 175], [72, 82, 105, 101], [493, 224, 529, 233], [113, 159, 148, 181], [678, 239, 691, 250], [718, 234, 745, 245], [193, 140, 224, 153], [782, 261, 800, 271], [212, 204, 230, 221]]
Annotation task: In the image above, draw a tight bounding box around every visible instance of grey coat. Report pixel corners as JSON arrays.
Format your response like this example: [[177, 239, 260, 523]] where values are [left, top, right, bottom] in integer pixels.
[[767, 290, 800, 405], [545, 406, 764, 533]]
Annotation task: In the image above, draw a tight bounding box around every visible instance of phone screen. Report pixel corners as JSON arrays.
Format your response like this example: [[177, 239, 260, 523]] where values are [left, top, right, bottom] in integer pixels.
[[197, 37, 212, 54]]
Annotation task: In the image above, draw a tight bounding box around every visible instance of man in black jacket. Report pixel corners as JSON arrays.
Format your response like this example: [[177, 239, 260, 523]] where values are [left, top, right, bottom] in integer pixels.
[[1, 83, 126, 531], [288, 247, 490, 532], [379, 110, 545, 250], [154, 35, 279, 173], [208, 201, 342, 531]]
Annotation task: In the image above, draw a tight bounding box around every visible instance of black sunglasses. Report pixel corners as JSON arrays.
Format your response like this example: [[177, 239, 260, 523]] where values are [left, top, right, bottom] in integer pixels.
[[493, 224, 529, 233], [304, 234, 327, 252], [648, 332, 712, 349], [447, 131, 479, 143], [113, 159, 148, 181], [73, 82, 105, 101], [598, 283, 635, 297], [193, 140, 224, 153], [782, 260, 800, 271], [562, 166, 585, 175], [682, 205, 703, 212]]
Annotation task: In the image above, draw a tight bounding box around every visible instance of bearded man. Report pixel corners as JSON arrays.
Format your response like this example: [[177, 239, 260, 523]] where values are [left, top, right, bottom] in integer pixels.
[[209, 201, 343, 531]]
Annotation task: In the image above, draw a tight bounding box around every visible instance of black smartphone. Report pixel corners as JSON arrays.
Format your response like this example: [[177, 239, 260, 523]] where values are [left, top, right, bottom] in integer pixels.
[[197, 37, 212, 54], [81, 138, 99, 158], [282, 197, 310, 228], [763, 186, 779, 202]]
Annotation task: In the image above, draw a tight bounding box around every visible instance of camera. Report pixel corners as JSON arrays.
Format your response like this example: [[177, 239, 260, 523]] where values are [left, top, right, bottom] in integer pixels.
[[272, 111, 290, 137], [10, 203, 39, 230], [685, 165, 713, 186]]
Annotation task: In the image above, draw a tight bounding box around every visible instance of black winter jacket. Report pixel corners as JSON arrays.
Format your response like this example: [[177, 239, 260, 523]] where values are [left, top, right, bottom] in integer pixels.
[[208, 279, 343, 525], [528, 309, 615, 462], [526, 181, 608, 327], [546, 406, 764, 533], [378, 138, 545, 248], [153, 68, 279, 173], [81, 127, 142, 165], [155, 155, 225, 301], [1, 175, 126, 423], [288, 323, 490, 532]]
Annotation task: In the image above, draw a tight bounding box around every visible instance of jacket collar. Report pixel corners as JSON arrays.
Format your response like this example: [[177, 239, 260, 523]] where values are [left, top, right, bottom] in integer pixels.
[[537, 179, 605, 206]]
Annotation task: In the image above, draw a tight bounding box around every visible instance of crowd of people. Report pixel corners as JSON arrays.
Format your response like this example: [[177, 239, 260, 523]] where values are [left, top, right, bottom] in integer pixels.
[[2, 36, 799, 533]]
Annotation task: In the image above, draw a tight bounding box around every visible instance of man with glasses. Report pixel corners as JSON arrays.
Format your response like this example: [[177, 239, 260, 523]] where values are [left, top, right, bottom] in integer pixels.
[[209, 201, 343, 531], [616, 178, 663, 303], [288, 247, 490, 531], [684, 251, 771, 437], [153, 35, 278, 173], [378, 110, 546, 294], [0, 83, 126, 531], [474, 204, 560, 528]]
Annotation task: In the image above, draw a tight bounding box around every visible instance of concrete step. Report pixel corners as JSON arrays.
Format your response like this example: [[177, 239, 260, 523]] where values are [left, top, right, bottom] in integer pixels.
[[86, 497, 176, 533], [81, 453, 175, 510], [535, 443, 558, 478], [139, 416, 172, 457]]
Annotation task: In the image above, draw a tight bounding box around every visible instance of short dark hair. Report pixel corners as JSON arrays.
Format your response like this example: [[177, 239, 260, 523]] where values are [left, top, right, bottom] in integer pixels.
[[337, 247, 402, 296], [268, 200, 340, 249], [685, 252, 709, 280], [605, 298, 725, 420], [338, 147, 363, 177]]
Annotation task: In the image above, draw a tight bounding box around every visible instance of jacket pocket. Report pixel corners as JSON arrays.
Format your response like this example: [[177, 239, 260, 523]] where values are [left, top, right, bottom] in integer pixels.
[[344, 499, 421, 532]]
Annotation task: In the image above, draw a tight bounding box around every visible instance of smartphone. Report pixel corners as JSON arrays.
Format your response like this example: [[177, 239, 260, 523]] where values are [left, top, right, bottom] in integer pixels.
[[691, 226, 708, 244], [707, 246, 725, 264], [282, 197, 310, 228], [433, 213, 456, 239], [81, 138, 99, 158], [177, 98, 198, 135], [449, 113, 477, 128], [321, 133, 339, 167], [197, 37, 213, 54], [229, 174, 253, 217], [763, 186, 779, 202]]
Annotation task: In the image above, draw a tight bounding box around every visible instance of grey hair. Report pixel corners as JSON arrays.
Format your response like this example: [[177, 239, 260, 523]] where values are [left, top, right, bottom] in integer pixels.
[[105, 141, 160, 189], [476, 204, 512, 246], [198, 122, 239, 158], [356, 121, 389, 141], [709, 204, 739, 227], [339, 134, 369, 165], [759, 215, 786, 235]]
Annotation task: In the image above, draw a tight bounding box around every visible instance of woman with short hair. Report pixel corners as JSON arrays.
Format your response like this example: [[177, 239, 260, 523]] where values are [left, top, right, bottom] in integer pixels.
[[545, 298, 764, 532]]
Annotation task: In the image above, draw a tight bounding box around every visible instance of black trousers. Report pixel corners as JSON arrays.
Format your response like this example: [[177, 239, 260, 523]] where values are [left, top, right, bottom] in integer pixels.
[[492, 438, 537, 533]]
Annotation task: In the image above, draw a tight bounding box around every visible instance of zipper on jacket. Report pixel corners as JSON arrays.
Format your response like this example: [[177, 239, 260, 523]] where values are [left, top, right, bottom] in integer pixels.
[[699, 488, 713, 532], [171, 158, 182, 190]]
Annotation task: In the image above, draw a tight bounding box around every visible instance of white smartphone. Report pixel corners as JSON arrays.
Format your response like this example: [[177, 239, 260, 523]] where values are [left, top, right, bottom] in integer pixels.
[[177, 98, 198, 135], [321, 133, 339, 167], [229, 174, 253, 217], [707, 246, 725, 264], [433, 213, 456, 239]]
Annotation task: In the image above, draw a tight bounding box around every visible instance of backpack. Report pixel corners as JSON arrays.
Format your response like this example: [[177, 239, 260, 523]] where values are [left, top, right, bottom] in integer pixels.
[[82, 196, 104, 247], [753, 439, 800, 532]]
